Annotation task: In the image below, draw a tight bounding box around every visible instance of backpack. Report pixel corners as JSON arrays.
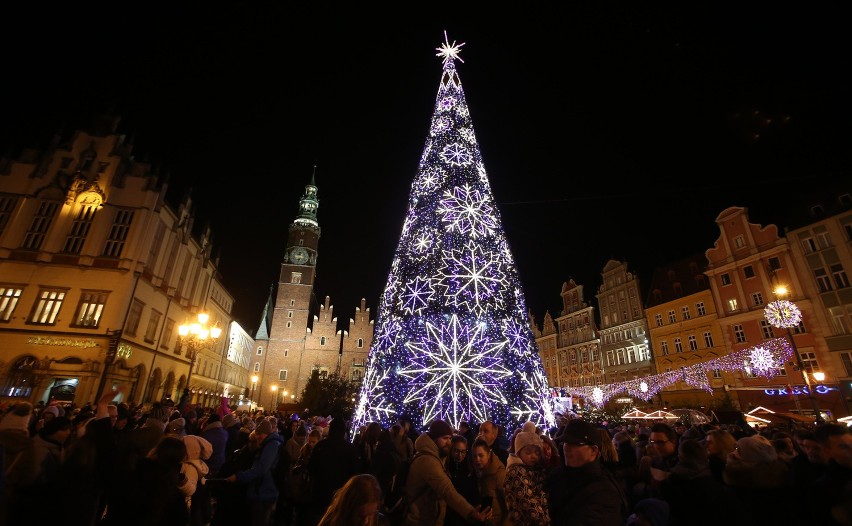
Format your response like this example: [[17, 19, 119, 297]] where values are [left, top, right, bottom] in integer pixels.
[[385, 453, 425, 526]]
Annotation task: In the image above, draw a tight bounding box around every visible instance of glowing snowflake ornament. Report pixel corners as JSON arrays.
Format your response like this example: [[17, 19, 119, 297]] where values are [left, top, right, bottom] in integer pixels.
[[749, 347, 777, 377], [764, 300, 802, 329]]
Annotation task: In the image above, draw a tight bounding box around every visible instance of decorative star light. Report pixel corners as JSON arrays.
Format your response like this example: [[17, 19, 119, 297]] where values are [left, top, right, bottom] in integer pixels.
[[749, 346, 777, 377], [401, 315, 509, 427], [400, 276, 435, 315], [459, 127, 476, 144], [414, 166, 445, 196], [409, 227, 439, 260], [439, 142, 473, 167], [373, 318, 402, 355], [503, 320, 531, 355], [431, 116, 452, 136], [436, 31, 465, 65], [764, 300, 803, 329], [438, 184, 498, 239], [438, 242, 507, 316]]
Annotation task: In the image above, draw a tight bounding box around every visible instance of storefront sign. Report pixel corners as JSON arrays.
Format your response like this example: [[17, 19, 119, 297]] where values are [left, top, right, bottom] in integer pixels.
[[763, 385, 836, 396], [27, 337, 98, 348]]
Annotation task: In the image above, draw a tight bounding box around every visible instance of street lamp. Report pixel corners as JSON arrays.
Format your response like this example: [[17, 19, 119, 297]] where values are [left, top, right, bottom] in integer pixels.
[[250, 375, 258, 404], [270, 385, 277, 411], [178, 312, 222, 389], [765, 286, 824, 424]]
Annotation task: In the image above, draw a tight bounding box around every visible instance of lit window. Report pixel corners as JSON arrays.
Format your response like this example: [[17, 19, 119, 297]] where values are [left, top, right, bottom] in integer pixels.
[[0, 286, 23, 322], [727, 299, 738, 312], [30, 288, 67, 325]]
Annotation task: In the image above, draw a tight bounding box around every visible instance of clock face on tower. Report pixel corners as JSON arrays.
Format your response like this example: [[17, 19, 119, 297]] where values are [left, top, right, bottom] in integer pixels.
[[291, 247, 309, 265]]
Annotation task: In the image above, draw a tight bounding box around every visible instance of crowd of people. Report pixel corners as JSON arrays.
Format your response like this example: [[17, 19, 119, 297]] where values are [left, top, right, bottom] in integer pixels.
[[1, 390, 851, 526]]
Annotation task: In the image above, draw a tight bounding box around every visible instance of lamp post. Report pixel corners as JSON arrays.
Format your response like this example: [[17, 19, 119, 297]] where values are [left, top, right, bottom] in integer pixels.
[[765, 286, 824, 424], [178, 312, 222, 393], [270, 385, 277, 411], [250, 375, 258, 406]]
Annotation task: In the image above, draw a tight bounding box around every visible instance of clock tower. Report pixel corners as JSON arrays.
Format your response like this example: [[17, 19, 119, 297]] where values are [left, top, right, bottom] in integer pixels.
[[260, 174, 322, 408]]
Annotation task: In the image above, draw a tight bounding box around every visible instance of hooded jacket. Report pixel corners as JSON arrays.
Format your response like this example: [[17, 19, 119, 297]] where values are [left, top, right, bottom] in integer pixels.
[[403, 433, 476, 526], [236, 431, 284, 502]]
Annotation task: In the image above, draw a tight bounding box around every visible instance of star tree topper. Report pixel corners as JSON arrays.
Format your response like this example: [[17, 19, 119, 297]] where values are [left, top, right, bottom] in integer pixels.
[[436, 31, 465, 64]]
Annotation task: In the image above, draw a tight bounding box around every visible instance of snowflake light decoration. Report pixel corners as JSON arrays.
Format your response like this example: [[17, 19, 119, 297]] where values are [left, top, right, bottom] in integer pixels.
[[764, 300, 803, 329], [439, 143, 473, 167], [438, 184, 498, 239], [400, 276, 435, 315], [439, 97, 456, 112], [401, 315, 510, 427], [409, 227, 439, 260], [459, 127, 476, 144], [431, 116, 452, 136], [749, 346, 777, 377], [414, 166, 445, 196], [438, 242, 507, 316]]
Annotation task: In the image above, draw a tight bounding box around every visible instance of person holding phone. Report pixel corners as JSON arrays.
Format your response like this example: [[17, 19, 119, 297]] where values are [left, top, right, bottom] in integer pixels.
[[471, 438, 508, 526]]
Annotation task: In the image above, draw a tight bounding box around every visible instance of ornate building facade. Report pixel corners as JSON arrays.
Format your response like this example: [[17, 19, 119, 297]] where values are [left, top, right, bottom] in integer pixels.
[[597, 260, 653, 383], [252, 179, 374, 409], [0, 117, 247, 407]]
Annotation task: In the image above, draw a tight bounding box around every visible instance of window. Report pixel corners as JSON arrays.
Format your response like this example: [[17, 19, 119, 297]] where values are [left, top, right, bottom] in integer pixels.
[[727, 299, 738, 312], [654, 313, 662, 327], [291, 273, 302, 284], [144, 310, 161, 342], [817, 231, 832, 249], [21, 200, 60, 250], [674, 338, 683, 353], [831, 264, 850, 289], [254, 362, 260, 372], [688, 335, 698, 351], [287, 310, 293, 318], [752, 292, 764, 306], [760, 320, 775, 339], [257, 347, 263, 355], [660, 341, 669, 356], [290, 299, 295, 306], [63, 205, 98, 254], [802, 237, 817, 253], [709, 369, 722, 379], [626, 347, 635, 363], [830, 307, 850, 334], [279, 370, 288, 381], [681, 306, 691, 320], [320, 336, 326, 346], [734, 235, 745, 248], [704, 331, 714, 348], [0, 195, 20, 237], [352, 369, 363, 381], [743, 265, 755, 279], [846, 223, 852, 242], [286, 321, 292, 328], [792, 320, 807, 334], [162, 318, 175, 350], [357, 338, 364, 348], [0, 286, 23, 322], [721, 273, 731, 286], [841, 352, 852, 377], [29, 288, 67, 325], [606, 351, 614, 367], [284, 348, 289, 357], [125, 299, 144, 335], [696, 302, 706, 316], [617, 349, 625, 365], [799, 352, 820, 375], [815, 268, 833, 292], [733, 324, 746, 343], [570, 351, 577, 365], [668, 310, 676, 323], [103, 208, 134, 257], [768, 257, 781, 271], [73, 291, 108, 328]]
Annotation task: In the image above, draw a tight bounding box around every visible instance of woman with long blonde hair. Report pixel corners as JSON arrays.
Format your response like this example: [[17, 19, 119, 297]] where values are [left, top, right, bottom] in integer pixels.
[[317, 473, 387, 526]]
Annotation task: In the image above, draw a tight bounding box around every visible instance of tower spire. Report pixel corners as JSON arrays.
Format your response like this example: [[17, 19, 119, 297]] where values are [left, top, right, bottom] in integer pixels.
[[294, 171, 319, 228]]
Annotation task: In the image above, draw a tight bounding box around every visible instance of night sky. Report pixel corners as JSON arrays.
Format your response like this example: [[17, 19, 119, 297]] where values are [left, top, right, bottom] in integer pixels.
[[1, 5, 849, 331]]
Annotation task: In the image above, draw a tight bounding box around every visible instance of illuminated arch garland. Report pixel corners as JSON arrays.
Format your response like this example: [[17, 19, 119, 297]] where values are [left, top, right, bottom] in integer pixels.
[[566, 337, 794, 407]]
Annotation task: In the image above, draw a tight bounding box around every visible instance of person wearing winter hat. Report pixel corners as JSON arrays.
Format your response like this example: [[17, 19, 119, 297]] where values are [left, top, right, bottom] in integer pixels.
[[201, 413, 228, 476], [166, 417, 187, 437], [402, 419, 491, 526], [723, 435, 792, 523], [225, 417, 284, 526], [546, 419, 627, 524], [505, 423, 549, 525], [0, 402, 34, 472]]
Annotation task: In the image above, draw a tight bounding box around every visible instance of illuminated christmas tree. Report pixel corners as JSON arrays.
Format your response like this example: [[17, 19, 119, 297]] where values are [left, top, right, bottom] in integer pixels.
[[353, 33, 554, 432]]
